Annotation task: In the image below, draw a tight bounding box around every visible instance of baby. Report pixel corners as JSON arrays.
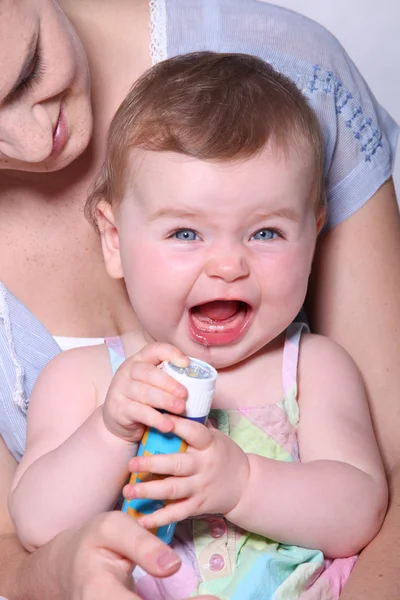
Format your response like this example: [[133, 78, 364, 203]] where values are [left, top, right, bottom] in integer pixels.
[[10, 52, 387, 599]]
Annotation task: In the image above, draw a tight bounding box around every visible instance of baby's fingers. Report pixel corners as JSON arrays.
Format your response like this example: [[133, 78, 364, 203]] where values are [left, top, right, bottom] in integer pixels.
[[167, 415, 214, 451], [125, 363, 187, 415], [119, 399, 176, 434], [127, 452, 196, 484], [132, 342, 189, 370], [138, 498, 197, 530], [124, 474, 193, 504]]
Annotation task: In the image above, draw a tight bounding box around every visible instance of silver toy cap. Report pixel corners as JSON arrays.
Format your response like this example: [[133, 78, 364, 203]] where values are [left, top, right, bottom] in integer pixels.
[[162, 357, 217, 418]]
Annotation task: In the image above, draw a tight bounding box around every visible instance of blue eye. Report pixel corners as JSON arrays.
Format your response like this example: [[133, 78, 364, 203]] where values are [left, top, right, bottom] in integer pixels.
[[251, 229, 279, 241], [172, 229, 199, 241]]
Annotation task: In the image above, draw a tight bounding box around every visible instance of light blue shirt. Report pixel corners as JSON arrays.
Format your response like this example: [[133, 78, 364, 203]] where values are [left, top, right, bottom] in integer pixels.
[[1, 0, 398, 461]]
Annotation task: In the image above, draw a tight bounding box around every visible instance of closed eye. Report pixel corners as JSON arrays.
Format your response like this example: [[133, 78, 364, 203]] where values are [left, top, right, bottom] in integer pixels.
[[170, 229, 200, 241], [12, 49, 45, 100]]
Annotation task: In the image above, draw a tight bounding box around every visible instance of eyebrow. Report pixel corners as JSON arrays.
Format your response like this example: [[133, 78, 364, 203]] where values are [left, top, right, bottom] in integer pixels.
[[149, 208, 200, 221], [1, 30, 39, 106], [149, 206, 300, 222], [252, 208, 300, 222]]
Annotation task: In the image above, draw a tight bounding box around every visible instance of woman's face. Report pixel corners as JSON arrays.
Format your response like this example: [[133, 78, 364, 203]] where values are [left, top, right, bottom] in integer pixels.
[[0, 0, 93, 172]]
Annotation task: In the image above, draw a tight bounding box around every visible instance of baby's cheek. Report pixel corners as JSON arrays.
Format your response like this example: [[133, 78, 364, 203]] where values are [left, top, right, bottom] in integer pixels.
[[280, 260, 310, 305]]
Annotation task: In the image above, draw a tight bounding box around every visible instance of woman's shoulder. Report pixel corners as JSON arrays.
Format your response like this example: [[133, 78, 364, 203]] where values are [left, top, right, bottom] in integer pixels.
[[166, 0, 399, 233], [0, 281, 60, 405], [166, 0, 356, 74], [0, 281, 60, 460]]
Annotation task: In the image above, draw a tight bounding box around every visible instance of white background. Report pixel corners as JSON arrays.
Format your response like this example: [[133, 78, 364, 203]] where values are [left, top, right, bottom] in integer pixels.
[[268, 0, 400, 194]]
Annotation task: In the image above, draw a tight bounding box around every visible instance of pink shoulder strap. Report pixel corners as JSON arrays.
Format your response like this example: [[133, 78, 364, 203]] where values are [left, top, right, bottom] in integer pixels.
[[281, 321, 309, 396], [104, 336, 126, 375]]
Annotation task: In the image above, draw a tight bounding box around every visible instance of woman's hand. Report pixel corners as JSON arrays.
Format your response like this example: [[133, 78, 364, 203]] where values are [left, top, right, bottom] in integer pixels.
[[1, 512, 218, 600], [102, 343, 190, 443], [55, 510, 218, 600], [123, 416, 250, 528], [0, 437, 217, 600], [56, 511, 181, 599]]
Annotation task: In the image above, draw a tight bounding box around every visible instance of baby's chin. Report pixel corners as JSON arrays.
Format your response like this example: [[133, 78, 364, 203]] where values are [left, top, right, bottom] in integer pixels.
[[176, 341, 255, 371]]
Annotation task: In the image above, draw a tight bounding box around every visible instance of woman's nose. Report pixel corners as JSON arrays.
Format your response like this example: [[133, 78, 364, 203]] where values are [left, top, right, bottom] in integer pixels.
[[0, 102, 54, 163], [205, 249, 250, 283]]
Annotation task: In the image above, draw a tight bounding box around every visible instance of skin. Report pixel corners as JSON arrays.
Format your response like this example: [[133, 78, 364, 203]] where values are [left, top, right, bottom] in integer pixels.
[[0, 1, 213, 598], [308, 178, 400, 597], [339, 463, 400, 599], [10, 148, 387, 565], [0, 436, 219, 600], [0, 0, 146, 336], [0, 0, 399, 598], [0, 0, 92, 172], [107, 149, 321, 369]]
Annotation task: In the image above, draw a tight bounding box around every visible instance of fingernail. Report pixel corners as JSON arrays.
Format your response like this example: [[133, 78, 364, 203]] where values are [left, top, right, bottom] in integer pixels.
[[162, 418, 174, 431], [125, 486, 136, 499], [170, 356, 190, 368], [157, 549, 181, 570], [129, 459, 138, 470]]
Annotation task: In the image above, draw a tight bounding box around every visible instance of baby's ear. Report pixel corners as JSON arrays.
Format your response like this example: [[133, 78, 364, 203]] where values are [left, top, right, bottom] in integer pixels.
[[96, 201, 123, 279]]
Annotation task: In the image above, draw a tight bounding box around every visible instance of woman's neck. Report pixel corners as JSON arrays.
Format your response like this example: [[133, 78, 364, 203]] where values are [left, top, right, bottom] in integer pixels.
[[0, 1, 151, 337]]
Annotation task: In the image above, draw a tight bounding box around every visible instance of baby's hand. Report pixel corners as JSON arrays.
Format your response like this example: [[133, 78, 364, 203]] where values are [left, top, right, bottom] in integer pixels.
[[102, 343, 189, 443], [123, 416, 250, 527]]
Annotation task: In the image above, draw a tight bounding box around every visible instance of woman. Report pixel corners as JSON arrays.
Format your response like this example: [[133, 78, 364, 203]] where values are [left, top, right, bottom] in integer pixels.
[[0, 1, 399, 598]]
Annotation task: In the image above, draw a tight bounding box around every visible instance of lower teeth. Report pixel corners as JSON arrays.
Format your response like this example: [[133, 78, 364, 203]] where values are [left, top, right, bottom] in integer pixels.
[[195, 323, 226, 332]]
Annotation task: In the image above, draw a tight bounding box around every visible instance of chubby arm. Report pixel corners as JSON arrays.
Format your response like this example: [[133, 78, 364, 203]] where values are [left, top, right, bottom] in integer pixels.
[[9, 348, 135, 551], [9, 342, 188, 552], [225, 335, 387, 557], [308, 178, 400, 596]]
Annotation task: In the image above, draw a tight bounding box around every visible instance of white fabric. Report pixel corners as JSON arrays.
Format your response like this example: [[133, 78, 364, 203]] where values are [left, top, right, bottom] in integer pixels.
[[53, 336, 104, 352]]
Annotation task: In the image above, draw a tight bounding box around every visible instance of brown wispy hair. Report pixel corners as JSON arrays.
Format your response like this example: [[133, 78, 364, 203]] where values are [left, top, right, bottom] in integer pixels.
[[85, 51, 325, 227]]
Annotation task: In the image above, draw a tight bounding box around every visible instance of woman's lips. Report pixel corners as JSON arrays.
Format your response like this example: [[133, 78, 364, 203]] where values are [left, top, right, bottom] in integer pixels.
[[189, 301, 253, 346], [51, 107, 67, 156]]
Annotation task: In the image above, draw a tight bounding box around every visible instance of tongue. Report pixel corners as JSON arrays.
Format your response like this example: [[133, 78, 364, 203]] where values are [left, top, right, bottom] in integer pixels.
[[194, 300, 241, 321]]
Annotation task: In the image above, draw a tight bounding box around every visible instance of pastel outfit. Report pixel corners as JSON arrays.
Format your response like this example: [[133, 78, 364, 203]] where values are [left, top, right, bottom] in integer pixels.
[[0, 0, 398, 462], [105, 324, 356, 600]]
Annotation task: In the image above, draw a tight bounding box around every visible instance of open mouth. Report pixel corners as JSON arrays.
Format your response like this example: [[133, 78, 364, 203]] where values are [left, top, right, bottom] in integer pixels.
[[189, 300, 253, 346]]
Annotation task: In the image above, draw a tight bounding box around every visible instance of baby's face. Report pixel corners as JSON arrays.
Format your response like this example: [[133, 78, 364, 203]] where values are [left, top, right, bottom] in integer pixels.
[[113, 146, 321, 369]]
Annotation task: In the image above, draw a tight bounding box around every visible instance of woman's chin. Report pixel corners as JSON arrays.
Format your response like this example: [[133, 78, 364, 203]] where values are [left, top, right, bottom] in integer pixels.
[[0, 110, 93, 174], [0, 135, 91, 174]]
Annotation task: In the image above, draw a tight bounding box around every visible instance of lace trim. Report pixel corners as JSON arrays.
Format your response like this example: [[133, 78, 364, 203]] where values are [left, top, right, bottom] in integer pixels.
[[150, 0, 168, 65], [0, 283, 26, 410]]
